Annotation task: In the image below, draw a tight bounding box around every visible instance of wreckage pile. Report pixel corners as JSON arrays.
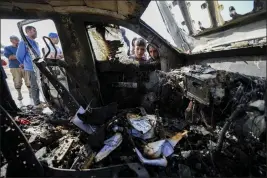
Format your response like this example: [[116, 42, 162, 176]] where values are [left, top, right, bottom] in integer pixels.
[[1, 65, 266, 177]]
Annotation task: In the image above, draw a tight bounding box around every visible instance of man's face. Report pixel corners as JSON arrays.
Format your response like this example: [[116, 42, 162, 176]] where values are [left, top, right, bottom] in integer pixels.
[[134, 45, 145, 59], [51, 37, 59, 44], [11, 39, 19, 47], [149, 46, 159, 59], [27, 28, 37, 39]]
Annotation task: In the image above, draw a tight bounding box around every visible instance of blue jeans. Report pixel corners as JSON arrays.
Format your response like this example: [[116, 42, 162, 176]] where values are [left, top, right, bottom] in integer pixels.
[[28, 71, 40, 105]]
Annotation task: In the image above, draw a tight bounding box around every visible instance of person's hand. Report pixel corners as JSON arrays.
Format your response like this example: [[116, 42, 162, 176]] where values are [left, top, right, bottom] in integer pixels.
[[58, 54, 64, 59], [9, 55, 17, 60], [19, 64, 24, 69]]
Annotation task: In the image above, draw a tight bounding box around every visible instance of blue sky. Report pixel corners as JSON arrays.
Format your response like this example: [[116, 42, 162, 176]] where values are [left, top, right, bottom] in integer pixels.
[[1, 1, 255, 48]]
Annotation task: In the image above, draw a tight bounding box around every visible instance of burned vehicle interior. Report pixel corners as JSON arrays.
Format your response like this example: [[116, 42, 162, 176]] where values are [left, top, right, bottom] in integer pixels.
[[0, 0, 266, 177]]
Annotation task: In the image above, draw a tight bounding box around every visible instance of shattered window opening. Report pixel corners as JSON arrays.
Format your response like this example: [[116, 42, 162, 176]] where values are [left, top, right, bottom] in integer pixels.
[[16, 19, 70, 110], [167, 1, 190, 35], [86, 24, 149, 62], [141, 1, 176, 46], [218, 1, 254, 21], [186, 1, 212, 31]]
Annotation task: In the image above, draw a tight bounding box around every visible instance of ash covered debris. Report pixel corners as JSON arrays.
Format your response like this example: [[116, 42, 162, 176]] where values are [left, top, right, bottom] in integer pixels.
[[1, 65, 266, 177]]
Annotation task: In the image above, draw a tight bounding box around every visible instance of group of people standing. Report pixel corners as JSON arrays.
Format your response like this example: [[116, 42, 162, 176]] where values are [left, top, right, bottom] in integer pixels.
[[3, 26, 63, 109], [2, 26, 159, 109], [130, 37, 160, 63], [120, 28, 160, 63]]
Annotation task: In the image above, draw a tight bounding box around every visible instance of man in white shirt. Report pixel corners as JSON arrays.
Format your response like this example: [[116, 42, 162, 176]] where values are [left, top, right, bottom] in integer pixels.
[[45, 32, 64, 59], [44, 32, 66, 82], [43, 32, 68, 102]]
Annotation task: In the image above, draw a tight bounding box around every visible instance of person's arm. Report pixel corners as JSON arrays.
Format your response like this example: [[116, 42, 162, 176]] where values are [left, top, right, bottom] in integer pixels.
[[44, 44, 56, 59], [43, 46, 53, 58], [57, 48, 64, 59], [9, 55, 17, 60], [48, 52, 55, 59], [16, 41, 26, 65], [4, 47, 16, 60], [57, 54, 64, 59]]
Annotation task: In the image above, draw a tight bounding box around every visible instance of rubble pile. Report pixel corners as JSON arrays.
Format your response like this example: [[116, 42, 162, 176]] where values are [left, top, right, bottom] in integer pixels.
[[1, 65, 266, 177]]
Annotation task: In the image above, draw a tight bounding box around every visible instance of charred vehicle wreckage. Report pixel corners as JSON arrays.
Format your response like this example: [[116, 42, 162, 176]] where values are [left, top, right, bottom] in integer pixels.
[[0, 0, 266, 177]]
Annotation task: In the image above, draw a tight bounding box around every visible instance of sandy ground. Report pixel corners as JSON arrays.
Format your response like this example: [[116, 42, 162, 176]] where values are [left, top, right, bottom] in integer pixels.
[[3, 66, 45, 109]]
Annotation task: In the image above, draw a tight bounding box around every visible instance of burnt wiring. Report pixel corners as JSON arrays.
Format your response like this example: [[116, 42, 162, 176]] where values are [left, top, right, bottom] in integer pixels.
[[19, 105, 34, 111], [215, 104, 246, 152]]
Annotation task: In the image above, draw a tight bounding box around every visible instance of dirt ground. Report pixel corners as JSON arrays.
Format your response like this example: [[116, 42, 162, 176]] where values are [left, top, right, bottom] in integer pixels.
[[3, 66, 45, 108]]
